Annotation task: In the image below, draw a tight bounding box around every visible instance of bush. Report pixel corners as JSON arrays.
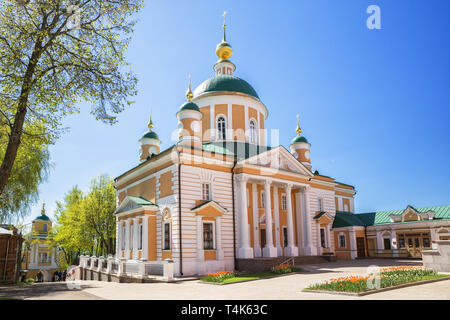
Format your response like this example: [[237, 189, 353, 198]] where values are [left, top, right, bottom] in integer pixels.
[[25, 278, 35, 284]]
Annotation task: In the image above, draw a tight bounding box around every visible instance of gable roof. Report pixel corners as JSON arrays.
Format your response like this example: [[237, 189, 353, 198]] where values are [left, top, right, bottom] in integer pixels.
[[333, 205, 450, 228], [191, 200, 228, 213], [114, 195, 158, 215]]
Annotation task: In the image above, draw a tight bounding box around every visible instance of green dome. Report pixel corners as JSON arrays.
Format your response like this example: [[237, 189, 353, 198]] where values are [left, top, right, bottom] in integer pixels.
[[194, 75, 260, 99], [179, 101, 200, 112], [141, 131, 160, 140], [291, 135, 309, 144], [34, 214, 50, 222]]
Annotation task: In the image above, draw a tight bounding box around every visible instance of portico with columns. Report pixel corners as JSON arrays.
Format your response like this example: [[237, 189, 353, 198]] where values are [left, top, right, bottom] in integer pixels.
[[235, 163, 324, 259]]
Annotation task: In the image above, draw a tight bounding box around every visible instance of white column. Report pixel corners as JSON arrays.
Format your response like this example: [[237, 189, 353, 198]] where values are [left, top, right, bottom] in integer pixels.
[[327, 224, 332, 251], [125, 220, 130, 260], [216, 217, 224, 261], [317, 220, 322, 254], [350, 198, 355, 213], [244, 105, 249, 142], [210, 105, 215, 141], [391, 232, 398, 257], [303, 186, 315, 255], [376, 231, 383, 255], [252, 183, 261, 257], [237, 176, 253, 258], [115, 221, 120, 259], [133, 218, 139, 260], [295, 192, 304, 255], [263, 180, 277, 257], [142, 215, 149, 260], [349, 229, 357, 259], [227, 103, 233, 140], [285, 184, 299, 256], [273, 185, 282, 256]]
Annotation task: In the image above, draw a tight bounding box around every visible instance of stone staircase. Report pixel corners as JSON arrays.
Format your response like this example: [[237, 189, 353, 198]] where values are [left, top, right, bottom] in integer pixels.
[[236, 255, 336, 274]]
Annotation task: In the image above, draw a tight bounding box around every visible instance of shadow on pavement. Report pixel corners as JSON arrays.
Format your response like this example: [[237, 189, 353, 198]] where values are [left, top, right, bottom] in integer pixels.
[[0, 282, 102, 300]]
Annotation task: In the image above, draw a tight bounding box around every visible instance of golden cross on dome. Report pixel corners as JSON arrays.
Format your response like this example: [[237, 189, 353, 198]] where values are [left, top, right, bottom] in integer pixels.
[[296, 114, 302, 136], [222, 11, 227, 41], [41, 203, 46, 215]]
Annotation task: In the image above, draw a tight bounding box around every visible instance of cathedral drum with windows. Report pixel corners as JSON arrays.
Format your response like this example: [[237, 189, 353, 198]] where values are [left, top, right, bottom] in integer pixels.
[[113, 16, 363, 277]]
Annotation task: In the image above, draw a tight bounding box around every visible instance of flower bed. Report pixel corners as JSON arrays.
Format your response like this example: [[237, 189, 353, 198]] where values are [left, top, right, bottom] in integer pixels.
[[306, 266, 448, 293], [201, 266, 303, 284]]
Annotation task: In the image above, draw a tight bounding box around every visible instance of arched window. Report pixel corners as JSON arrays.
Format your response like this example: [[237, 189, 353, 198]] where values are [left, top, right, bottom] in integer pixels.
[[249, 119, 257, 143], [217, 116, 226, 140]]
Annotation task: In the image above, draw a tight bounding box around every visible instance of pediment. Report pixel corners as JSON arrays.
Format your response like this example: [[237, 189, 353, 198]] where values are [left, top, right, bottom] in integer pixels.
[[390, 205, 435, 223], [191, 200, 227, 217], [114, 196, 158, 215], [241, 146, 313, 177]]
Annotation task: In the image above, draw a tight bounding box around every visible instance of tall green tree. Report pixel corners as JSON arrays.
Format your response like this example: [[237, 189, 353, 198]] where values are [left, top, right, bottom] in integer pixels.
[[0, 0, 142, 211], [51, 174, 116, 267], [0, 120, 51, 223]]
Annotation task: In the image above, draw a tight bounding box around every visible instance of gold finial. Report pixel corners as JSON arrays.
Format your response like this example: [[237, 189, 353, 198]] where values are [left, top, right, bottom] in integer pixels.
[[148, 110, 154, 131], [186, 74, 194, 101], [216, 12, 233, 60], [41, 203, 46, 215], [296, 114, 302, 136]]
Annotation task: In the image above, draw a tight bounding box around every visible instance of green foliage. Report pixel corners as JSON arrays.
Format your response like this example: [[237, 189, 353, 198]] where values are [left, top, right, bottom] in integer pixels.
[[0, 121, 51, 223], [50, 174, 116, 267], [0, 0, 143, 219]]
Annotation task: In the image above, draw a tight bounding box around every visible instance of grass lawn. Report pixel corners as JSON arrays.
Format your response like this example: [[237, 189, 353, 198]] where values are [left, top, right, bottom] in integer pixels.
[[201, 267, 304, 284], [305, 266, 450, 293]]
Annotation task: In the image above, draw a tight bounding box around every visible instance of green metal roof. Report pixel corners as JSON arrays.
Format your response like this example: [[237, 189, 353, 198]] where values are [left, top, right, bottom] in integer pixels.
[[194, 75, 260, 99], [179, 101, 200, 112], [291, 135, 309, 144], [127, 196, 155, 206], [314, 211, 327, 219], [33, 214, 50, 222], [141, 131, 160, 140], [333, 205, 450, 228]]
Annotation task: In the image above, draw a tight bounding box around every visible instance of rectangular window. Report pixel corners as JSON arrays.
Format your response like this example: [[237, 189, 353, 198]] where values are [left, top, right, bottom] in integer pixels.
[[320, 228, 326, 248], [203, 223, 214, 250], [281, 195, 287, 210], [164, 223, 171, 250], [138, 223, 143, 250], [43, 224, 48, 233], [318, 198, 323, 212], [261, 191, 265, 208], [283, 227, 288, 247], [423, 237, 431, 248], [339, 235, 346, 248], [384, 238, 391, 250], [398, 237, 405, 248], [202, 183, 211, 201]]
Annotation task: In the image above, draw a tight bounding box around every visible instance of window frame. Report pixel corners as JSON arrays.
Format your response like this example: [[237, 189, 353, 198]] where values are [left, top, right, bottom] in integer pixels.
[[202, 183, 211, 201], [282, 226, 288, 248], [338, 234, 346, 248], [163, 222, 171, 251], [261, 191, 265, 208], [138, 223, 143, 250], [216, 115, 227, 140], [281, 194, 287, 211], [320, 228, 327, 248], [203, 222, 215, 250], [383, 238, 392, 250], [249, 118, 258, 144]]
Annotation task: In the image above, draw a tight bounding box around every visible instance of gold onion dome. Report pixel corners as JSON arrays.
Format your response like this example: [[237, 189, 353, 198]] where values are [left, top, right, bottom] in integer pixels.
[[216, 12, 233, 61]]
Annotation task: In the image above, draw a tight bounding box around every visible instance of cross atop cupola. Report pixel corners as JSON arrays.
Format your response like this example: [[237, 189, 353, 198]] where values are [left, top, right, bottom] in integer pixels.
[[214, 12, 236, 76]]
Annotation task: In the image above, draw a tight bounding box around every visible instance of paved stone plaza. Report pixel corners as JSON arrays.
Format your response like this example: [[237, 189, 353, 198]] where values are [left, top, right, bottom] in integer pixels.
[[1, 259, 449, 300]]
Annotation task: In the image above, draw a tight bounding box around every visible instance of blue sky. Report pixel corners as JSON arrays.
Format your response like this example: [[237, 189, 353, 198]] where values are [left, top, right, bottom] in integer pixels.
[[24, 0, 450, 225]]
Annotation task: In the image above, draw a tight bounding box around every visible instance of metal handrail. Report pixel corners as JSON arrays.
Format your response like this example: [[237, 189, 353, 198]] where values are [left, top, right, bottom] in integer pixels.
[[276, 256, 295, 268]]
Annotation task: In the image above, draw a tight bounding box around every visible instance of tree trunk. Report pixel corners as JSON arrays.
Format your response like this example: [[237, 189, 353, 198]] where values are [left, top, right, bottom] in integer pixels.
[[0, 38, 42, 198]]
